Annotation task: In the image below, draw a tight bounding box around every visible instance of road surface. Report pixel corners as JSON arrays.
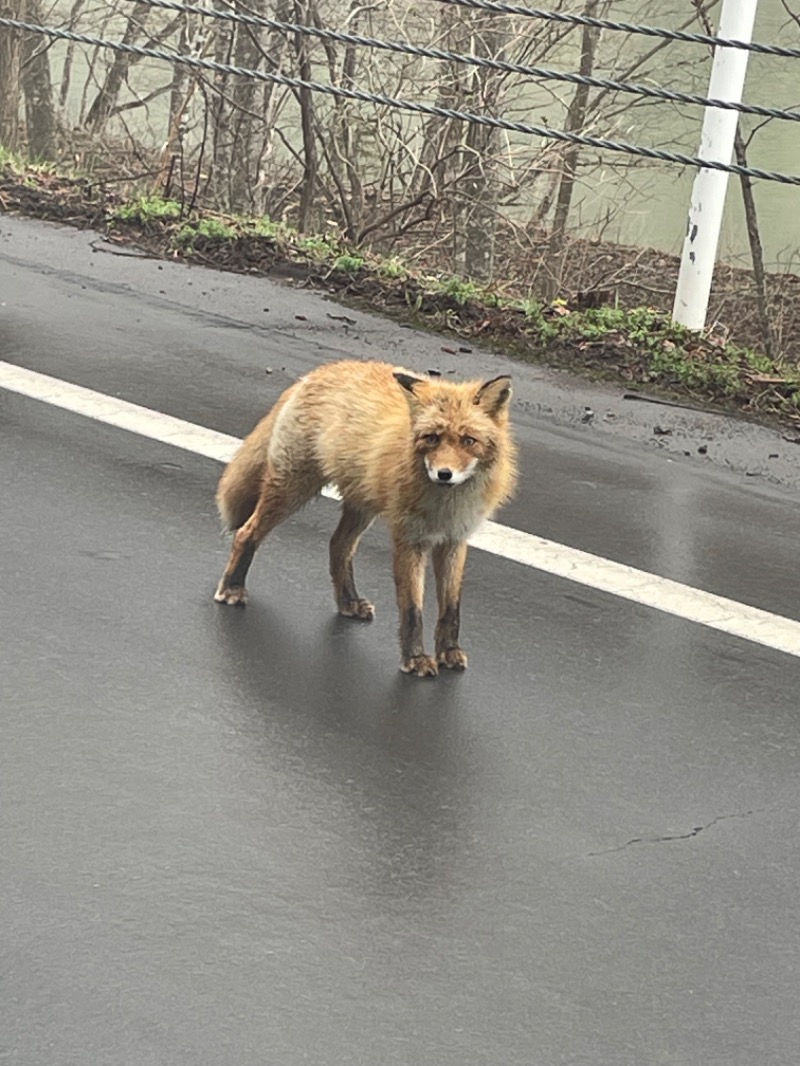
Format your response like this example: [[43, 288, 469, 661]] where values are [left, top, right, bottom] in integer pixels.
[[2, 216, 800, 1065]]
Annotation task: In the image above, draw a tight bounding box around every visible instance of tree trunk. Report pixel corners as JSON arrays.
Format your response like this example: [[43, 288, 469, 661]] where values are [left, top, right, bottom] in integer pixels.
[[459, 16, 507, 282], [460, 123, 498, 281], [58, 0, 87, 108], [21, 0, 56, 158], [202, 13, 237, 208], [545, 0, 601, 300], [228, 0, 265, 213], [167, 14, 191, 139], [0, 0, 22, 149], [249, 0, 292, 217], [337, 0, 364, 226], [293, 0, 319, 232], [733, 126, 776, 357], [84, 1, 151, 131], [411, 2, 466, 201]]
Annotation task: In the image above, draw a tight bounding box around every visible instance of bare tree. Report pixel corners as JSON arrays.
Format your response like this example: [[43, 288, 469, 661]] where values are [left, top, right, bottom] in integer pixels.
[[21, 0, 56, 158], [411, 1, 468, 200], [4, 0, 790, 362], [84, 2, 153, 131], [0, 0, 22, 149], [293, 0, 320, 231], [733, 125, 775, 356], [58, 0, 88, 109], [458, 13, 508, 281], [228, 2, 265, 212], [544, 0, 603, 299]]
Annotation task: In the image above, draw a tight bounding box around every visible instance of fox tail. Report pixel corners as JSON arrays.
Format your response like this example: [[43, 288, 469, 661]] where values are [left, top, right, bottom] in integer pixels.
[[216, 405, 282, 530]]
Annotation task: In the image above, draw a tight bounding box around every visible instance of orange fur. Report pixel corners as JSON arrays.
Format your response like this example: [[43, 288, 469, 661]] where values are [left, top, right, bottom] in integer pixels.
[[214, 360, 517, 676]]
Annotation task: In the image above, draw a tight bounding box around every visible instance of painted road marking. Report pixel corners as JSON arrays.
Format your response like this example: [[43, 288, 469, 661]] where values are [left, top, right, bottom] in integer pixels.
[[2, 359, 800, 660]]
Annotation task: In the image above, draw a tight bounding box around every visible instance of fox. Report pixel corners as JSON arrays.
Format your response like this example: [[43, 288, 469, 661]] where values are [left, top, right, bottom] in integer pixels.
[[214, 359, 517, 677]]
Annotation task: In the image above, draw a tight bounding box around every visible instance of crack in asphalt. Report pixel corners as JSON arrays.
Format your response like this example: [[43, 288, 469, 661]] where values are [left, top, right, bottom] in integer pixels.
[[588, 810, 756, 857]]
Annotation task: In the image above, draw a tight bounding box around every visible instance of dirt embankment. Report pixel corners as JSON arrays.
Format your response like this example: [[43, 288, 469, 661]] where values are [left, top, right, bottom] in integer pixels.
[[2, 164, 799, 428]]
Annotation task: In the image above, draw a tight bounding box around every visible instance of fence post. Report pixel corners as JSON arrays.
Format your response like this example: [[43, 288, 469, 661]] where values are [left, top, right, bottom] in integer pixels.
[[672, 0, 759, 331]]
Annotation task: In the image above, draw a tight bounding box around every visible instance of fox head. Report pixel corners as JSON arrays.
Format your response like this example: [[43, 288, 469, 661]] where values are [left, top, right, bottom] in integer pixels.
[[394, 371, 513, 486]]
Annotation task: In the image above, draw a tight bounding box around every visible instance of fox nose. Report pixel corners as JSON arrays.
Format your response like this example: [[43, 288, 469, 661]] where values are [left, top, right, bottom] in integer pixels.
[[437, 468, 453, 482]]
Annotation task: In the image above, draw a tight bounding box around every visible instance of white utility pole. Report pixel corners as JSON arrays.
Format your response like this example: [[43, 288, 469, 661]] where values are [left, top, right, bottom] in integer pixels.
[[672, 0, 760, 331]]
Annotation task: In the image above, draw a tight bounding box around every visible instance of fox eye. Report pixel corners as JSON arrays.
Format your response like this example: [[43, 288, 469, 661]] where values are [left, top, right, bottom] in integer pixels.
[[462, 435, 478, 447], [422, 432, 440, 445]]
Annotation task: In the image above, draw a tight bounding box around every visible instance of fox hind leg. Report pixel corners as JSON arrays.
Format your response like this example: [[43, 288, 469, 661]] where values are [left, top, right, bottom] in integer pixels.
[[215, 472, 321, 605], [329, 502, 376, 620], [433, 540, 468, 671]]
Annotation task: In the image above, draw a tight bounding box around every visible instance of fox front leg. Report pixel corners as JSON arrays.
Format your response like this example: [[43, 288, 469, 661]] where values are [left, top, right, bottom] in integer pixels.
[[432, 540, 469, 671], [392, 540, 437, 678]]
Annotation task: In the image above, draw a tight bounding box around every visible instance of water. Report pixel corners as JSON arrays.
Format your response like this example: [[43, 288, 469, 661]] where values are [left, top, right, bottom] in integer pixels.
[[566, 0, 800, 268]]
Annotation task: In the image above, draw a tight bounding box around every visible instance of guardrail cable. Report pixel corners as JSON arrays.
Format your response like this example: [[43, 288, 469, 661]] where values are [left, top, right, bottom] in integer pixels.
[[120, 0, 800, 125], [434, 0, 800, 59], [1, 16, 799, 185]]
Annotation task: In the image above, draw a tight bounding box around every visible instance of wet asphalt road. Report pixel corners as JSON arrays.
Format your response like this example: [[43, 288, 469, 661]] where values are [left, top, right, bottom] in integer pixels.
[[2, 217, 800, 1065]]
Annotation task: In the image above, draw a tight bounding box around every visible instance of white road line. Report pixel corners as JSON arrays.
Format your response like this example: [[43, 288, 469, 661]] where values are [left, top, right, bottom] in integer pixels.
[[3, 359, 800, 660], [0, 361, 240, 464]]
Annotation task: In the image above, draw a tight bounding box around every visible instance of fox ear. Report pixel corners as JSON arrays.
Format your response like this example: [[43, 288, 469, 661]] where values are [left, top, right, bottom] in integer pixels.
[[474, 375, 512, 415], [393, 371, 426, 395]]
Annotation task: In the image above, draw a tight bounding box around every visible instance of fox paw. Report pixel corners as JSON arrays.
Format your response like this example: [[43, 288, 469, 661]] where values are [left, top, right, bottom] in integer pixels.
[[338, 598, 375, 621], [214, 583, 248, 606], [400, 654, 439, 678], [437, 647, 468, 671]]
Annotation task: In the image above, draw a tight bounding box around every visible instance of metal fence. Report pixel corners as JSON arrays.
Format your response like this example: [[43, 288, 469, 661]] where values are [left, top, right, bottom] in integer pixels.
[[1, 1, 799, 184]]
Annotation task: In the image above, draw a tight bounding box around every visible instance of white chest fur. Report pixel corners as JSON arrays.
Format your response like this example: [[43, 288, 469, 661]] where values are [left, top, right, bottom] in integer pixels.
[[402, 477, 490, 547]]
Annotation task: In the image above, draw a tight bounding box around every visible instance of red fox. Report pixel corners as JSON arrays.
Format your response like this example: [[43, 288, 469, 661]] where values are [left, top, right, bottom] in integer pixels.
[[214, 360, 517, 677]]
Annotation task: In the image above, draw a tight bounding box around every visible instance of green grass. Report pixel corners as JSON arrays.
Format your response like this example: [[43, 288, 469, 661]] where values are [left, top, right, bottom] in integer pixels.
[[436, 275, 484, 305], [251, 216, 283, 239], [114, 195, 183, 224], [298, 233, 339, 258], [332, 253, 365, 272], [518, 298, 558, 344], [4, 149, 796, 423], [75, 187, 800, 409], [377, 257, 409, 280], [0, 144, 24, 169], [0, 143, 61, 176], [176, 216, 237, 245], [113, 200, 289, 250], [518, 301, 800, 404]]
